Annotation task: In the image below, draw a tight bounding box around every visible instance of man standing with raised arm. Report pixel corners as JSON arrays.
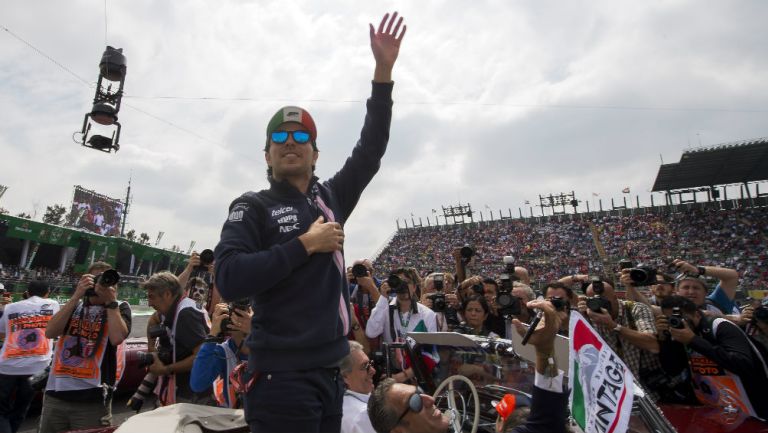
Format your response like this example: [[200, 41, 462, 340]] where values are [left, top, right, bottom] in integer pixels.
[[214, 12, 406, 433]]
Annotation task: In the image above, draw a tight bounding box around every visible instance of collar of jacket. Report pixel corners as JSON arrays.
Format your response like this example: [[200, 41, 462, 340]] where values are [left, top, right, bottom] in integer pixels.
[[268, 175, 320, 197]]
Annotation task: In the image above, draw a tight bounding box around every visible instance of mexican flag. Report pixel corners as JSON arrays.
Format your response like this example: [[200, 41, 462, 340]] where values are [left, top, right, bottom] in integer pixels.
[[569, 312, 634, 433]]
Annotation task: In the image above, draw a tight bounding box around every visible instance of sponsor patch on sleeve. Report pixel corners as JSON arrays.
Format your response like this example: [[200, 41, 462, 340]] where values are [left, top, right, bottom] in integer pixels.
[[228, 203, 249, 223]]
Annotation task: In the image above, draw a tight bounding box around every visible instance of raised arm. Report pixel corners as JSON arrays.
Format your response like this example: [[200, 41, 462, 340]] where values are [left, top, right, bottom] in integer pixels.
[[370, 12, 406, 83]]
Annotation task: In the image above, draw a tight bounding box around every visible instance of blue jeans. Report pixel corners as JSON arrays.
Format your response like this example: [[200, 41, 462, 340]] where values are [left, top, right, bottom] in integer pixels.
[[245, 367, 344, 433], [0, 373, 35, 433]]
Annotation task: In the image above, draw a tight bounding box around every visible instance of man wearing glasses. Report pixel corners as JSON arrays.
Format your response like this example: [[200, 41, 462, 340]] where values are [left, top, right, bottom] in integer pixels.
[[214, 12, 406, 433], [367, 300, 567, 433], [341, 341, 377, 433]]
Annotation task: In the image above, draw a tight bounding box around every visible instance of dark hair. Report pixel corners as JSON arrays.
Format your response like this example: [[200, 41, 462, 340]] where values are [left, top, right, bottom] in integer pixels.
[[368, 378, 400, 433], [545, 281, 573, 299], [462, 294, 490, 315], [27, 280, 50, 297], [660, 295, 698, 315], [657, 272, 675, 284], [482, 277, 498, 288]]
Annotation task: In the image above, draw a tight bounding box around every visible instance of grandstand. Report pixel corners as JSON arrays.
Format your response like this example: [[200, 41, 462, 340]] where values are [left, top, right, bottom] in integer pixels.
[[374, 139, 768, 296]]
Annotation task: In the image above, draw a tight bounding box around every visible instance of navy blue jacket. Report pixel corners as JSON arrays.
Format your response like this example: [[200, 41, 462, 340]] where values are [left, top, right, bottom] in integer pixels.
[[214, 82, 393, 372]]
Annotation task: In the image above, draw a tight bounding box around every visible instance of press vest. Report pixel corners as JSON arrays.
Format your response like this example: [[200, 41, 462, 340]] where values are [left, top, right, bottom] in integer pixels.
[[47, 302, 126, 392]]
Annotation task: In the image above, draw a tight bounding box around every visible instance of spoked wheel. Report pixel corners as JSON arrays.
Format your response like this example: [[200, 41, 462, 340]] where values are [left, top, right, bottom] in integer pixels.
[[433, 374, 480, 433]]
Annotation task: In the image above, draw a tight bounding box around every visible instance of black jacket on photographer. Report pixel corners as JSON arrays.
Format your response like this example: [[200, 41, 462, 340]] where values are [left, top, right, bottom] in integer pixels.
[[675, 316, 768, 420], [214, 83, 393, 373]]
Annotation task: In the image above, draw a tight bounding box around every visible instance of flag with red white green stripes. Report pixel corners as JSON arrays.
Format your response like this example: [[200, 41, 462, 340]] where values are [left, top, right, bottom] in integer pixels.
[[569, 312, 634, 433]]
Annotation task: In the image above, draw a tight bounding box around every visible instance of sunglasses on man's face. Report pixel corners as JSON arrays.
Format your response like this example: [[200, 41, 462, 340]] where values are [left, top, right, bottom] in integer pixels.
[[360, 359, 374, 372], [396, 392, 424, 425], [270, 130, 311, 144]]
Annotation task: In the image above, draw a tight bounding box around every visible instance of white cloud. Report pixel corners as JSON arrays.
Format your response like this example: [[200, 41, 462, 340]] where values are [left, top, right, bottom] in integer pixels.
[[1, 0, 767, 263]]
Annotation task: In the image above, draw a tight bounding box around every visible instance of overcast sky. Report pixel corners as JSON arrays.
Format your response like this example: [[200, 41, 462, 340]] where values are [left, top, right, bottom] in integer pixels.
[[1, 1, 767, 263]]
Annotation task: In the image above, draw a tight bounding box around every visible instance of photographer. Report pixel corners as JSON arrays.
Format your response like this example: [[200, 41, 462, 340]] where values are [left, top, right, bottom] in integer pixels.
[[144, 272, 209, 405], [576, 277, 663, 398], [543, 282, 573, 336], [190, 302, 252, 408], [366, 268, 437, 383], [621, 268, 675, 317], [481, 278, 507, 338], [40, 262, 131, 433], [0, 280, 59, 433], [178, 250, 220, 315], [657, 296, 768, 419], [672, 259, 740, 317], [419, 272, 459, 332], [741, 298, 768, 351], [349, 259, 382, 331]]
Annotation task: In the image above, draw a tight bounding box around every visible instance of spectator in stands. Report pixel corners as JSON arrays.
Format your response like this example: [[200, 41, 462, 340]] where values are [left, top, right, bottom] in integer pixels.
[[190, 302, 251, 408], [0, 280, 59, 433], [366, 267, 437, 383], [40, 262, 131, 433], [457, 295, 499, 338], [657, 295, 768, 419], [144, 272, 209, 405], [576, 277, 663, 398], [341, 340, 376, 433]]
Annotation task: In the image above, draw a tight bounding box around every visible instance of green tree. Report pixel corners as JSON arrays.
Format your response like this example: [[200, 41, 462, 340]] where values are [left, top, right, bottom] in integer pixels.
[[43, 204, 67, 225], [139, 232, 150, 245], [16, 212, 31, 219], [0, 207, 7, 215], [125, 229, 136, 242]]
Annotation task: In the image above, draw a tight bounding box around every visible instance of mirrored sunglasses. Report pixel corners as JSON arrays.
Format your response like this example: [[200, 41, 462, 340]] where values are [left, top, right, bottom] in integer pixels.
[[396, 392, 423, 424], [270, 130, 311, 144]]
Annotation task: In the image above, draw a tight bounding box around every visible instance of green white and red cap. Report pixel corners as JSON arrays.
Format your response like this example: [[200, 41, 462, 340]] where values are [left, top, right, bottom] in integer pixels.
[[264, 106, 317, 150]]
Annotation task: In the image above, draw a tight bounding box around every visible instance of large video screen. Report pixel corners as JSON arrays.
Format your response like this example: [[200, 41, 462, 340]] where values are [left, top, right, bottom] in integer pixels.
[[67, 185, 124, 236]]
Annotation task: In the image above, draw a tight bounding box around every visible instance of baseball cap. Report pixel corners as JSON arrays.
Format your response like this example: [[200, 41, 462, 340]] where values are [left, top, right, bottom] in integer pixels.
[[265, 106, 317, 151]]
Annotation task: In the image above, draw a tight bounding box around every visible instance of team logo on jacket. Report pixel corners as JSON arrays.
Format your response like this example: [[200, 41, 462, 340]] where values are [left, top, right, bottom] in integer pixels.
[[269, 205, 300, 233], [228, 203, 249, 222]]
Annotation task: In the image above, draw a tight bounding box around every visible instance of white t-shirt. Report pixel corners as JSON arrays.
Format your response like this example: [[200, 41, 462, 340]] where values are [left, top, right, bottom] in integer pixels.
[[0, 296, 60, 375]]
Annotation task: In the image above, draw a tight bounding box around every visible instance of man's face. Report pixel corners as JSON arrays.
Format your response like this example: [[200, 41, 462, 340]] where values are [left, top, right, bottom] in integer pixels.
[[545, 287, 571, 328], [585, 282, 618, 316], [651, 276, 674, 299], [389, 383, 449, 433], [676, 279, 707, 306], [343, 350, 375, 395], [265, 122, 318, 180], [147, 289, 174, 315], [483, 283, 497, 306]]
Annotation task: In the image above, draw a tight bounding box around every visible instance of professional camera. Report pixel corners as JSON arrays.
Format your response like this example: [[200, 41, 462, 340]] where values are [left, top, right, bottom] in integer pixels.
[[136, 346, 172, 368], [502, 256, 519, 281], [387, 274, 410, 295], [220, 298, 251, 335], [351, 264, 368, 279], [496, 274, 521, 317], [629, 265, 658, 286], [194, 249, 214, 273], [668, 307, 686, 329], [754, 298, 768, 323], [618, 259, 633, 270], [585, 277, 611, 314], [427, 274, 446, 313], [85, 269, 120, 297], [549, 296, 568, 312], [459, 245, 475, 266]]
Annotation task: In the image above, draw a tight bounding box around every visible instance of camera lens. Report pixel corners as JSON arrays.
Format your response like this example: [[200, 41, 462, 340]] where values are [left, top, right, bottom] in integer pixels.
[[200, 249, 214, 266], [352, 264, 368, 278], [460, 246, 474, 259]]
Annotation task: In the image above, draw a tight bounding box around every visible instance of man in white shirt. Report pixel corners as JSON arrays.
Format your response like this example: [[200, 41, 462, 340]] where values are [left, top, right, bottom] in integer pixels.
[[341, 340, 376, 433], [0, 280, 59, 433]]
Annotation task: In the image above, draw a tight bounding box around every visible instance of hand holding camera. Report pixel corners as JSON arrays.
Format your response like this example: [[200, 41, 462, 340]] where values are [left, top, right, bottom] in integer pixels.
[[210, 303, 230, 337], [671, 259, 698, 276]]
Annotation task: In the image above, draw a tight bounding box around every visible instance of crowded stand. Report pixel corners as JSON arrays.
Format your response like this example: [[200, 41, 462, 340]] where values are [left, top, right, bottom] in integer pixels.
[[374, 205, 768, 292]]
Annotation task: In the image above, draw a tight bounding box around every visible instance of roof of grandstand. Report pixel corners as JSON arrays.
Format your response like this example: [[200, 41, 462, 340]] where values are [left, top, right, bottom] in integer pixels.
[[651, 138, 768, 191]]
